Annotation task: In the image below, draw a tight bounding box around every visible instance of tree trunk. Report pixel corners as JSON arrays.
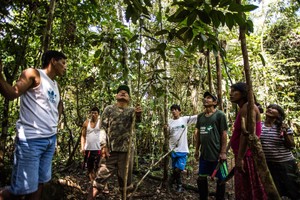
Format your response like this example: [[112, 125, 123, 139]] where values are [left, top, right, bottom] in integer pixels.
[[162, 84, 169, 184], [0, 99, 10, 184], [123, 113, 135, 200], [43, 0, 56, 52], [206, 50, 212, 92], [236, 0, 280, 199], [157, 0, 169, 186], [216, 51, 223, 110]]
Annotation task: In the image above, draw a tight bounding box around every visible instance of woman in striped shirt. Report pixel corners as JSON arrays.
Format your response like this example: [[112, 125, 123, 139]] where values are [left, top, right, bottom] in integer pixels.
[[261, 104, 300, 200]]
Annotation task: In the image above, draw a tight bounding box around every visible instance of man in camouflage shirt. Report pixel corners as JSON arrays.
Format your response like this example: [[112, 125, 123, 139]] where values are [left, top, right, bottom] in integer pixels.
[[88, 85, 142, 200]]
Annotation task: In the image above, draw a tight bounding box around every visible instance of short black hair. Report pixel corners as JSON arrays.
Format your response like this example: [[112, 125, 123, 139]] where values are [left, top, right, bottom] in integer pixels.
[[42, 50, 67, 68], [170, 104, 181, 111], [90, 107, 100, 114]]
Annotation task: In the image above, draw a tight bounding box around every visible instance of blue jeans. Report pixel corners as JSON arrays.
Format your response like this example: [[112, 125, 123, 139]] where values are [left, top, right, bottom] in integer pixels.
[[10, 135, 56, 195]]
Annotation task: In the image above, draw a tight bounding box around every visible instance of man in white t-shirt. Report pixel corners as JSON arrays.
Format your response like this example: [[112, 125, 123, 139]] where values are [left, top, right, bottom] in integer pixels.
[[167, 104, 197, 192]]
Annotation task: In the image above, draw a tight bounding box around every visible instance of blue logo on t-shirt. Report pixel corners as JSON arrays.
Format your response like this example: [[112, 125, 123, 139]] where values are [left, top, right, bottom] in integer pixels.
[[48, 89, 57, 103]]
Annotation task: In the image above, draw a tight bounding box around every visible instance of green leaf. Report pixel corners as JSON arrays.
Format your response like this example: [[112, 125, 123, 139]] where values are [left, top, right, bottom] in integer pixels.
[[187, 10, 197, 26], [168, 7, 189, 22], [155, 30, 169, 36], [197, 10, 211, 24], [216, 10, 226, 25], [177, 27, 189, 36], [225, 13, 235, 30], [135, 52, 142, 60], [211, 0, 219, 7], [168, 32, 175, 41], [157, 43, 167, 51], [128, 35, 139, 43], [176, 9, 190, 19], [210, 10, 221, 28], [246, 19, 254, 33], [219, 0, 232, 7], [242, 4, 258, 12], [184, 28, 194, 43], [160, 51, 167, 60], [204, 3, 212, 13], [142, 6, 150, 16], [233, 13, 245, 26], [258, 53, 266, 66], [144, 0, 152, 7], [132, 0, 143, 12], [124, 0, 131, 4], [172, 1, 199, 8], [228, 2, 243, 12], [125, 4, 134, 22], [131, 12, 139, 24], [168, 10, 187, 23], [94, 49, 101, 58]]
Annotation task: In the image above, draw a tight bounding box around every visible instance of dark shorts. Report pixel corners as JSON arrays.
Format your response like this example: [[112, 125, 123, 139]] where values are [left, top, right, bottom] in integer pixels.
[[84, 150, 101, 172], [198, 156, 228, 181]]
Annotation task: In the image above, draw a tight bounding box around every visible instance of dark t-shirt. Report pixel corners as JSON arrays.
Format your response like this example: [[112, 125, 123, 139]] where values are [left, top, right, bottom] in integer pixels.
[[195, 110, 228, 161]]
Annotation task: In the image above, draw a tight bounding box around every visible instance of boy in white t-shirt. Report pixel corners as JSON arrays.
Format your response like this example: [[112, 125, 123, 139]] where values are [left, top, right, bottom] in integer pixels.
[[167, 104, 197, 192]]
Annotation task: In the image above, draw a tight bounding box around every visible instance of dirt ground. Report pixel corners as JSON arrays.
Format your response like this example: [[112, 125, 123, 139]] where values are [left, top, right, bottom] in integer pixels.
[[43, 159, 236, 200]]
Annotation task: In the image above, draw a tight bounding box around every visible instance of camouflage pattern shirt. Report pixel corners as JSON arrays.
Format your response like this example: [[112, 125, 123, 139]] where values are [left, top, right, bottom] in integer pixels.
[[101, 104, 135, 152]]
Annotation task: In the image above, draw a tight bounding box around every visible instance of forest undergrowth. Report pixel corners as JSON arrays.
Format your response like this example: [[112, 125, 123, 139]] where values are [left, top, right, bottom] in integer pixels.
[[42, 158, 236, 200]]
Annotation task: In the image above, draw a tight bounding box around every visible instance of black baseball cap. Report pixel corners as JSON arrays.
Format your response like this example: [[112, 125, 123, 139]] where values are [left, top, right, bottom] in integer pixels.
[[204, 91, 218, 102], [116, 85, 130, 95]]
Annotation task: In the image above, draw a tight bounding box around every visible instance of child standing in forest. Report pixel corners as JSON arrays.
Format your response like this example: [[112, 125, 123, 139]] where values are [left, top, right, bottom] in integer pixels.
[[166, 104, 197, 192], [0, 50, 67, 200]]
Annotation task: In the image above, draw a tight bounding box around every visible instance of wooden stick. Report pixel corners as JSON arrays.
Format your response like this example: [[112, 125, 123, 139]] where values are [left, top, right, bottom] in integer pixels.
[[123, 112, 136, 200]]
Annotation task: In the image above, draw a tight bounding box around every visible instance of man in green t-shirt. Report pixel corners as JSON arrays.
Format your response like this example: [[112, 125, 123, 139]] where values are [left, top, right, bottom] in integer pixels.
[[194, 91, 228, 200]]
